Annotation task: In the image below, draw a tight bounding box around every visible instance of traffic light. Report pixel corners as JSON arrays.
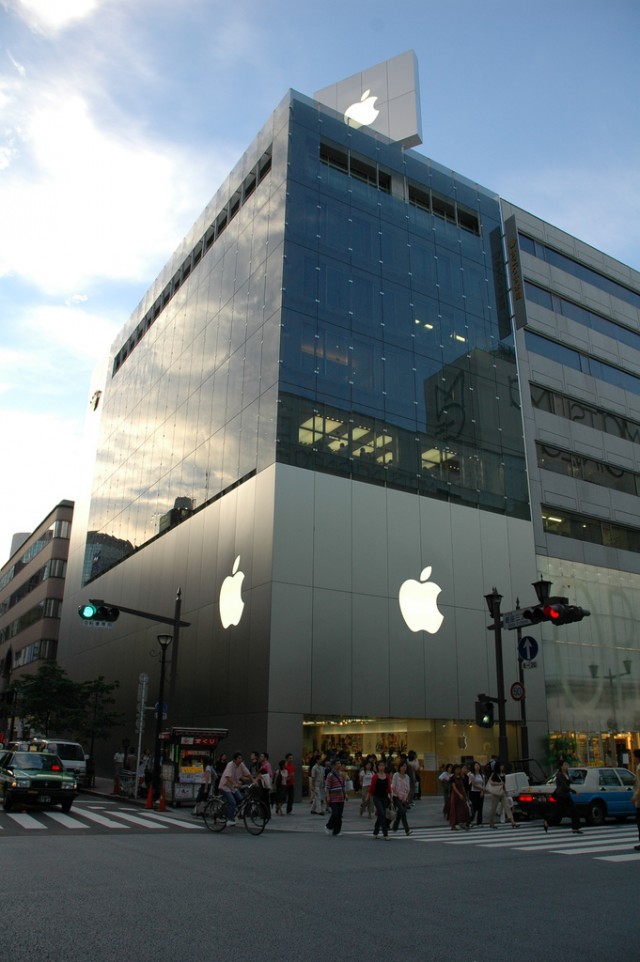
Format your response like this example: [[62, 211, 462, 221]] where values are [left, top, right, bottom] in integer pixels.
[[77, 603, 120, 623], [541, 602, 590, 625], [523, 597, 590, 626], [475, 699, 494, 728]]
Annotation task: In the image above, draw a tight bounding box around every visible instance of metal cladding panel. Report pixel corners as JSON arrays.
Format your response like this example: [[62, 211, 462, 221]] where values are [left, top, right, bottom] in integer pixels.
[[269, 464, 545, 724], [314, 50, 422, 148]]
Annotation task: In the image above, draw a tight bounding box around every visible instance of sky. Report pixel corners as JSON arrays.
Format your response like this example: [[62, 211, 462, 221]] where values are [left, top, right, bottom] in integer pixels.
[[0, 0, 639, 563]]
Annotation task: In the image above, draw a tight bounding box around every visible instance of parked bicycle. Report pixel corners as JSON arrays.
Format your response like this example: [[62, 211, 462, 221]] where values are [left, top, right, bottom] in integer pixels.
[[202, 784, 268, 835]]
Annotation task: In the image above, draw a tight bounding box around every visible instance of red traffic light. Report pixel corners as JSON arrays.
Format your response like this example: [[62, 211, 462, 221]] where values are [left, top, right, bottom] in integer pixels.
[[543, 604, 563, 621]]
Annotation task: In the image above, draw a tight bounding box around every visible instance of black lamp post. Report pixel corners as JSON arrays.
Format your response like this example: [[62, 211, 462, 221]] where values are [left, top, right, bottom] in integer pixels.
[[588, 659, 632, 734], [151, 634, 172, 799], [484, 587, 509, 764]]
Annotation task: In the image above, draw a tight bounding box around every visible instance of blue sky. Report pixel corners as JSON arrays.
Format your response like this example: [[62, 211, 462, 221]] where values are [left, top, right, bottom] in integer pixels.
[[0, 0, 639, 561]]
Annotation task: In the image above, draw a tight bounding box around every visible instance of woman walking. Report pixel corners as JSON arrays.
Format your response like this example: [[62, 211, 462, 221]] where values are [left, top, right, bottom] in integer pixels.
[[468, 761, 485, 827], [310, 755, 326, 815], [359, 759, 374, 818], [448, 764, 470, 831], [391, 760, 412, 835], [487, 763, 518, 829], [369, 759, 393, 840]]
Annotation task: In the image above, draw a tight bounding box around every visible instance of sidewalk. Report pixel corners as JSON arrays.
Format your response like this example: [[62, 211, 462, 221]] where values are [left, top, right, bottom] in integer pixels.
[[83, 777, 448, 832]]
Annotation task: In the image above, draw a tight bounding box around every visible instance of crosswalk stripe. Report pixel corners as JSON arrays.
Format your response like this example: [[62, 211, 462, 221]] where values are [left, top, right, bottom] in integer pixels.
[[596, 853, 640, 862], [7, 813, 46, 829], [74, 809, 131, 829], [550, 842, 638, 856], [109, 811, 167, 829], [139, 811, 205, 830], [45, 812, 90, 829]]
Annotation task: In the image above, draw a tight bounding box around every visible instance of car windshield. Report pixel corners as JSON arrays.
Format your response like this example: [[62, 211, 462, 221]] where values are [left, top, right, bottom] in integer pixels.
[[12, 752, 64, 773], [46, 744, 84, 762]]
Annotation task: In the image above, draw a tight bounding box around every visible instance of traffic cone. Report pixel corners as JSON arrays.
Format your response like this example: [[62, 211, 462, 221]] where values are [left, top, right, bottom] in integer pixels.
[[145, 786, 154, 809], [158, 785, 167, 812], [112, 772, 121, 795]]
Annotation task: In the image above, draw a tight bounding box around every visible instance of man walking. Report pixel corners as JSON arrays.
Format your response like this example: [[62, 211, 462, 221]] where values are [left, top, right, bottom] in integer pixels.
[[285, 753, 295, 814]]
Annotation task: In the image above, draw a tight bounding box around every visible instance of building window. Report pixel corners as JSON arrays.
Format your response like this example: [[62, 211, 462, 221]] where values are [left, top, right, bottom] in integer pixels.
[[525, 331, 640, 397], [530, 384, 640, 444], [542, 506, 640, 553], [536, 442, 639, 496], [525, 281, 640, 353], [319, 141, 391, 193], [519, 233, 640, 311]]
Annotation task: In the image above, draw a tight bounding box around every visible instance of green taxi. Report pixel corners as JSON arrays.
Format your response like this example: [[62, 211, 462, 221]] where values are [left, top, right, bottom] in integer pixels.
[[0, 750, 78, 812]]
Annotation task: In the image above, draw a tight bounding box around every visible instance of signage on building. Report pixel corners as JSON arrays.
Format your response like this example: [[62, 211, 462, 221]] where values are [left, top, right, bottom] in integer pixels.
[[314, 50, 423, 148]]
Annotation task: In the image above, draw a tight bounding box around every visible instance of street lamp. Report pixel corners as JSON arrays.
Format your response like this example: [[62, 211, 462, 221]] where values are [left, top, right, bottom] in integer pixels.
[[588, 659, 632, 734], [151, 634, 172, 799], [484, 587, 509, 764]]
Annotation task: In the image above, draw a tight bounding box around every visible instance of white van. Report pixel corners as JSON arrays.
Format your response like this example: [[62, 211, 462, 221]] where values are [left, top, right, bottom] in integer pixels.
[[38, 740, 90, 787]]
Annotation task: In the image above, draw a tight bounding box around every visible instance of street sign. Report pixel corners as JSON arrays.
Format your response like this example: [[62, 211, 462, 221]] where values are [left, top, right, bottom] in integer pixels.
[[522, 660, 537, 669], [510, 682, 525, 701], [82, 621, 115, 629], [518, 635, 539, 662], [154, 702, 168, 720], [503, 609, 532, 631]]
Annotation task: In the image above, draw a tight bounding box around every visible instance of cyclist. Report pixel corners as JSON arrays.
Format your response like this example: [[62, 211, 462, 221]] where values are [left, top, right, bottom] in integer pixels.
[[218, 752, 253, 826]]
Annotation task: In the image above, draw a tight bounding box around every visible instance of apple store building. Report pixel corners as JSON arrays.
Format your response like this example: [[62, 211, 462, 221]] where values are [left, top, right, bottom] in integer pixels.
[[59, 55, 553, 785]]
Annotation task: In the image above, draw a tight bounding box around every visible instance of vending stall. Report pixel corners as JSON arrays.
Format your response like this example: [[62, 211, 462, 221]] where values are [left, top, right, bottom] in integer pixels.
[[160, 727, 228, 806]]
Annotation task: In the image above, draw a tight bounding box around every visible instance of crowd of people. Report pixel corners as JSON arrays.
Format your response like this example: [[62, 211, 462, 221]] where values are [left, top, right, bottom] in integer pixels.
[[438, 757, 519, 830]]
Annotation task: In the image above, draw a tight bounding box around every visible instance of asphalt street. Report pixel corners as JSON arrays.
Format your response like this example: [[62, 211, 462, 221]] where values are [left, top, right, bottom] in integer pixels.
[[1, 784, 637, 962]]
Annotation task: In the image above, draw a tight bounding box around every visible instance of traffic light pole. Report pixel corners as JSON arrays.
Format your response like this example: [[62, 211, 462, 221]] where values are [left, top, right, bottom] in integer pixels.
[[485, 588, 509, 765]]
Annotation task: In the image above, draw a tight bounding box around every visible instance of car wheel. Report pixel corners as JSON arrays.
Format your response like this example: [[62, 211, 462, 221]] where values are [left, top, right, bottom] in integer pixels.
[[61, 800, 73, 813], [585, 800, 606, 826]]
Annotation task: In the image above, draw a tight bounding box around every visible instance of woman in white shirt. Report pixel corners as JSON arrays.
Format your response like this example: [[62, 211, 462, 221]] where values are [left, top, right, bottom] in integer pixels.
[[359, 759, 374, 818], [391, 761, 412, 835], [468, 761, 485, 827]]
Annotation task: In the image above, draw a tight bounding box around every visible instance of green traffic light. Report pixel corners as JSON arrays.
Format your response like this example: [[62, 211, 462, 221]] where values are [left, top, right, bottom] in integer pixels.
[[79, 603, 98, 619]]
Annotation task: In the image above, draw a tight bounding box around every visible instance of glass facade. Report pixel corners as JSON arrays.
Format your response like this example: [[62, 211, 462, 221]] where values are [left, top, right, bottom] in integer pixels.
[[277, 98, 529, 519], [84, 92, 529, 584]]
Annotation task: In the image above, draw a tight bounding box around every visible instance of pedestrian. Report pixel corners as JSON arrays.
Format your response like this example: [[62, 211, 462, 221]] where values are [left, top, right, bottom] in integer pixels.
[[256, 761, 273, 821], [468, 760, 485, 827], [488, 763, 518, 829], [285, 753, 295, 814], [324, 758, 348, 836], [632, 748, 640, 852], [439, 763, 453, 819], [449, 764, 470, 831], [369, 759, 393, 840], [274, 759, 287, 816], [310, 755, 326, 815], [359, 759, 374, 818], [408, 750, 421, 800], [391, 760, 412, 835], [544, 758, 583, 834]]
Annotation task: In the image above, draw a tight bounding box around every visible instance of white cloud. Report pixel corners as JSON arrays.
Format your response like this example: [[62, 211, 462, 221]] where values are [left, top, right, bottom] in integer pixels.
[[0, 408, 87, 562], [0, 80, 235, 295], [4, 0, 103, 35]]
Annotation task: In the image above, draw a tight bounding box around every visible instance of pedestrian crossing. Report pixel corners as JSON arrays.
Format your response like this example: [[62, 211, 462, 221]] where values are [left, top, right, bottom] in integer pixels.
[[0, 801, 206, 835], [345, 821, 640, 863]]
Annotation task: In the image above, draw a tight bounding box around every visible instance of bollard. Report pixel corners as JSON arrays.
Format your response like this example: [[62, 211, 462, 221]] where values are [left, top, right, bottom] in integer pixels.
[[145, 786, 154, 809], [112, 772, 121, 795], [158, 785, 167, 812]]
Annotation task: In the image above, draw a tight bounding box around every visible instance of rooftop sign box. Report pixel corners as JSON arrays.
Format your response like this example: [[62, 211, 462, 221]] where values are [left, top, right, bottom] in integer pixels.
[[314, 50, 423, 148]]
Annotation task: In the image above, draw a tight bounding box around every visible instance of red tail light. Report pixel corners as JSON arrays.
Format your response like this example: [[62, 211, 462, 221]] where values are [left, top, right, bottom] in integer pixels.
[[518, 794, 534, 803]]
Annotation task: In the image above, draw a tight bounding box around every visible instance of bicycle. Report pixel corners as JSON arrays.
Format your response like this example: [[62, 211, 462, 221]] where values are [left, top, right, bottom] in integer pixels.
[[202, 784, 268, 835]]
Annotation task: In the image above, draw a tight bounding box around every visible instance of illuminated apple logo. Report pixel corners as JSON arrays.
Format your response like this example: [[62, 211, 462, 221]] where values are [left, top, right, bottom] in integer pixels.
[[344, 89, 380, 128], [219, 555, 245, 628], [398, 566, 444, 634]]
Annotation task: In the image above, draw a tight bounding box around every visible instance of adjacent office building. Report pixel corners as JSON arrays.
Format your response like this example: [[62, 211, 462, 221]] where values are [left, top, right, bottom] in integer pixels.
[[57, 53, 639, 778], [0, 500, 74, 736]]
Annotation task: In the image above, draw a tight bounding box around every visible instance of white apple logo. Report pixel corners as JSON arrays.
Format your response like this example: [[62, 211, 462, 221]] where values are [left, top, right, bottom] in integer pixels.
[[398, 566, 444, 634], [344, 89, 380, 128], [219, 555, 245, 628]]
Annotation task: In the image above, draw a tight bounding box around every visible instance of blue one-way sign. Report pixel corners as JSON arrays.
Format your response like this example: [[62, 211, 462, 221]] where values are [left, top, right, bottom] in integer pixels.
[[518, 635, 539, 662]]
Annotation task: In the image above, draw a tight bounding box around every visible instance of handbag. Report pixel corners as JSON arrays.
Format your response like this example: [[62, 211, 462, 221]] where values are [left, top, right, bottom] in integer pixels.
[[487, 779, 505, 797], [385, 802, 396, 821]]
